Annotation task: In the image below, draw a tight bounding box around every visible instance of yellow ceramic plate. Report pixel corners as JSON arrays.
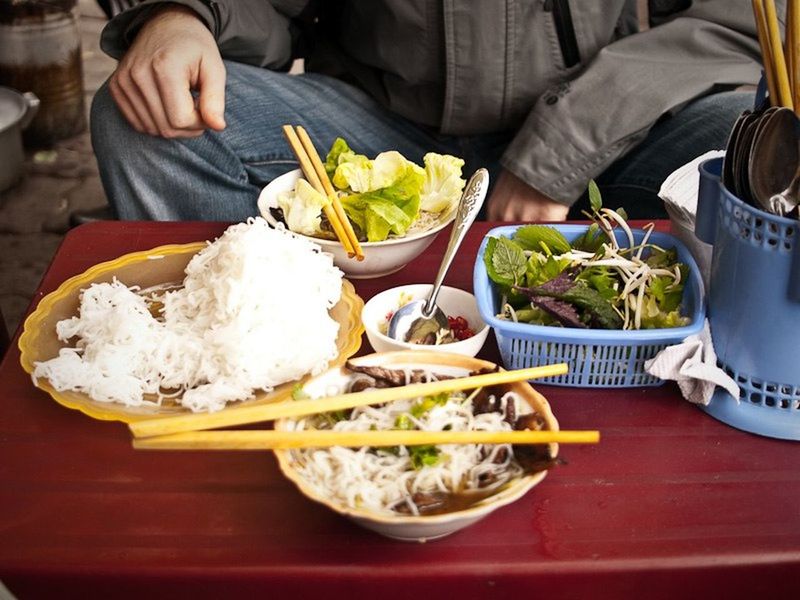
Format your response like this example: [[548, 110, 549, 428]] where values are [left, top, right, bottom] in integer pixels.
[[18, 242, 364, 423]]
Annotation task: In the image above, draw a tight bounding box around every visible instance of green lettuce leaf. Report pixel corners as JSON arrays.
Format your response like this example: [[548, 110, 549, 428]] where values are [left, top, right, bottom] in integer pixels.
[[325, 137, 355, 178], [419, 153, 465, 213], [276, 178, 330, 236], [334, 150, 425, 241], [341, 176, 422, 241], [639, 295, 689, 329], [333, 150, 424, 194], [332, 153, 372, 191]]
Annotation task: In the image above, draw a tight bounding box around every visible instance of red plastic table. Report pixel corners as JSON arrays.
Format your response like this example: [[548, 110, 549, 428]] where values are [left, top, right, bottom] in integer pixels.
[[1, 221, 798, 599]]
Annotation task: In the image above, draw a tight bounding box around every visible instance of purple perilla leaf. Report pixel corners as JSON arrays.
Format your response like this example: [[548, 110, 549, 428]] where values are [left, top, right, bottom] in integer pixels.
[[530, 295, 587, 329]]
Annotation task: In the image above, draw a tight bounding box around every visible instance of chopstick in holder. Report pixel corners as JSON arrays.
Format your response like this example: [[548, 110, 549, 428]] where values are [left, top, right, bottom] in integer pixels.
[[133, 428, 599, 451], [764, 0, 794, 109], [752, 0, 779, 106], [295, 126, 364, 261], [790, 0, 800, 112], [753, 0, 779, 105], [129, 363, 570, 439], [281, 125, 357, 258]]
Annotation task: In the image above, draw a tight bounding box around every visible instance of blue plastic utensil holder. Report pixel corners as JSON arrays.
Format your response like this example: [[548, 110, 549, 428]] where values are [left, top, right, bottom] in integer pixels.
[[473, 225, 706, 388], [696, 157, 800, 441]]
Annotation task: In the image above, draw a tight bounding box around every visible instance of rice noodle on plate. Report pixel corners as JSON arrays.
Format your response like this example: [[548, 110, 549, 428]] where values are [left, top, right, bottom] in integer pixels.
[[32, 218, 343, 413]]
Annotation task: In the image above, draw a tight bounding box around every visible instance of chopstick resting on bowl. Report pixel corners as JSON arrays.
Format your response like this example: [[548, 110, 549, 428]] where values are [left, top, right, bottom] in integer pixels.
[[129, 363, 570, 439], [282, 125, 364, 260], [133, 428, 599, 451]]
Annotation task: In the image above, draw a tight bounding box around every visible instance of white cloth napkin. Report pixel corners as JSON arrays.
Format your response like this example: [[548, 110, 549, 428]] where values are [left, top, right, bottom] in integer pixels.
[[658, 149, 725, 223], [644, 320, 740, 406], [658, 149, 724, 290]]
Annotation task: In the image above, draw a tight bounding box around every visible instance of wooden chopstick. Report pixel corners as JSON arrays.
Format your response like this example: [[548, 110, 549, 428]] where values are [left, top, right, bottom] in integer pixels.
[[281, 125, 356, 257], [133, 428, 599, 451], [296, 126, 364, 261], [788, 0, 795, 99], [790, 0, 800, 112], [764, 0, 794, 109], [753, 0, 780, 106], [129, 363, 569, 439]]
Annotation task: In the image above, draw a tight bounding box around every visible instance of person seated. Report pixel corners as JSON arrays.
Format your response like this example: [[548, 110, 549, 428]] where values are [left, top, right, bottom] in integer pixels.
[[91, 0, 764, 222]]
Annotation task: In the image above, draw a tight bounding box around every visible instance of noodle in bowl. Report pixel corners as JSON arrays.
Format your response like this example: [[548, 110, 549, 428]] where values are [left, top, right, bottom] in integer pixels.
[[274, 351, 559, 542]]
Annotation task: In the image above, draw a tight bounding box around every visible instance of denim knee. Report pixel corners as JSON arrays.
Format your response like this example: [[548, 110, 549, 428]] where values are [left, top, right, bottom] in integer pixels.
[[90, 80, 133, 163]]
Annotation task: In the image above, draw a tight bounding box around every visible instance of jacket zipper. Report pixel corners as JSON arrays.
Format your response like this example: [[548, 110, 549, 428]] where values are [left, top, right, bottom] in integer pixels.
[[544, 0, 581, 68], [199, 0, 222, 38]]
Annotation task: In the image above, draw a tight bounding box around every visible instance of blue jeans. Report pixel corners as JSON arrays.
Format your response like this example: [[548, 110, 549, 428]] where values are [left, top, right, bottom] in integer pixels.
[[91, 60, 753, 220]]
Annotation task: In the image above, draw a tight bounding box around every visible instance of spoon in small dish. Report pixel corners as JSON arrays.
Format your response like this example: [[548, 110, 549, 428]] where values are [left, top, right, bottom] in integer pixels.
[[388, 168, 489, 344]]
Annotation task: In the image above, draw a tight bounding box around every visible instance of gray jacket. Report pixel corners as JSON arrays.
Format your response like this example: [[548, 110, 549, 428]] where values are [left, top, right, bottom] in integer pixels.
[[102, 0, 765, 204]]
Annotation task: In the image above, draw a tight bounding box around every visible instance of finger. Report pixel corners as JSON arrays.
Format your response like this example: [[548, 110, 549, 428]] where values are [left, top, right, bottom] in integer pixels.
[[130, 64, 199, 138], [114, 70, 160, 136], [197, 54, 227, 130], [109, 74, 147, 134], [488, 203, 506, 221], [152, 55, 206, 131]]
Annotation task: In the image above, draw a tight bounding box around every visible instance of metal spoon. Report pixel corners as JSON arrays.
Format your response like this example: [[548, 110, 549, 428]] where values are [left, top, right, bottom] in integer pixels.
[[767, 163, 800, 217], [748, 107, 800, 215], [388, 168, 490, 344]]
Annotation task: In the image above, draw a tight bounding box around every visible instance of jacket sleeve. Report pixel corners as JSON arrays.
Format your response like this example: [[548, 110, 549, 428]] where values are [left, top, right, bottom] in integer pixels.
[[501, 0, 765, 205], [100, 0, 310, 70]]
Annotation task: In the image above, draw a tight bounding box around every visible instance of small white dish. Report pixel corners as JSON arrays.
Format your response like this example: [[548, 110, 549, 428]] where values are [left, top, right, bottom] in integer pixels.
[[257, 169, 455, 279], [273, 351, 559, 542], [362, 284, 490, 356]]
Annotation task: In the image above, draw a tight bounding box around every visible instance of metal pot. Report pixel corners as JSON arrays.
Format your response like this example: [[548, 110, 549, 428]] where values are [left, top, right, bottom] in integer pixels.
[[0, 86, 39, 191]]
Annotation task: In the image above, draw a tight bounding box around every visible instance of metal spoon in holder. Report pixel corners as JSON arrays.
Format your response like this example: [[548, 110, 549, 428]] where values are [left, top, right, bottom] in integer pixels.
[[747, 107, 800, 216], [388, 168, 490, 344]]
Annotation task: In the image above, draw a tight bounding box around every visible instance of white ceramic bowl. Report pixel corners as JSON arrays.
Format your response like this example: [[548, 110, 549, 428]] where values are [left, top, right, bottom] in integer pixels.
[[273, 351, 559, 542], [257, 169, 455, 279], [361, 284, 489, 357]]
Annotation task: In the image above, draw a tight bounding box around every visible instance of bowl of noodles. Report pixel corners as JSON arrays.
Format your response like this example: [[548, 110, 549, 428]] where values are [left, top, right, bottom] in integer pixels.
[[257, 139, 467, 278], [274, 351, 559, 542]]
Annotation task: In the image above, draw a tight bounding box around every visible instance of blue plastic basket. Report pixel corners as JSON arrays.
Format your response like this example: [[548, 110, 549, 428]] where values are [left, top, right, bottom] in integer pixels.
[[696, 157, 800, 441], [473, 225, 706, 387]]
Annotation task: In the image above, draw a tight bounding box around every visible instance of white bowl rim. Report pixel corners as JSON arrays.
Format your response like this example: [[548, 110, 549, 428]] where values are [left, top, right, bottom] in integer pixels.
[[261, 168, 457, 247], [273, 351, 559, 527], [362, 284, 490, 351]]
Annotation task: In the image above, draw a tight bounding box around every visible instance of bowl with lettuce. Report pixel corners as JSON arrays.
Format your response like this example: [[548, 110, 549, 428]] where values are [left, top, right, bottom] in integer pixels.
[[258, 138, 467, 278]]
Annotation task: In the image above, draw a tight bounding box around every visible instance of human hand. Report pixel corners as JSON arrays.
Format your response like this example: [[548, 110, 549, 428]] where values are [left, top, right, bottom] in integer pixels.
[[487, 169, 569, 222], [109, 5, 226, 138]]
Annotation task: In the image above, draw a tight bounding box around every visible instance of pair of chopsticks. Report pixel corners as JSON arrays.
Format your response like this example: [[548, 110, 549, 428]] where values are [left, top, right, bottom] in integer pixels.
[[282, 125, 364, 260], [131, 363, 601, 450], [752, 0, 798, 113]]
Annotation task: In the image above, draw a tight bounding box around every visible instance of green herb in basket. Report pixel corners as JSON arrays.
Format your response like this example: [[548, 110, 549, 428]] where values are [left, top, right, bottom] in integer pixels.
[[483, 182, 689, 330]]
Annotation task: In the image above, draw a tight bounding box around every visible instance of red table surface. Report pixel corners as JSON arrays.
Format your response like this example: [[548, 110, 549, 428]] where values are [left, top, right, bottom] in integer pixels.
[[1, 221, 798, 600]]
